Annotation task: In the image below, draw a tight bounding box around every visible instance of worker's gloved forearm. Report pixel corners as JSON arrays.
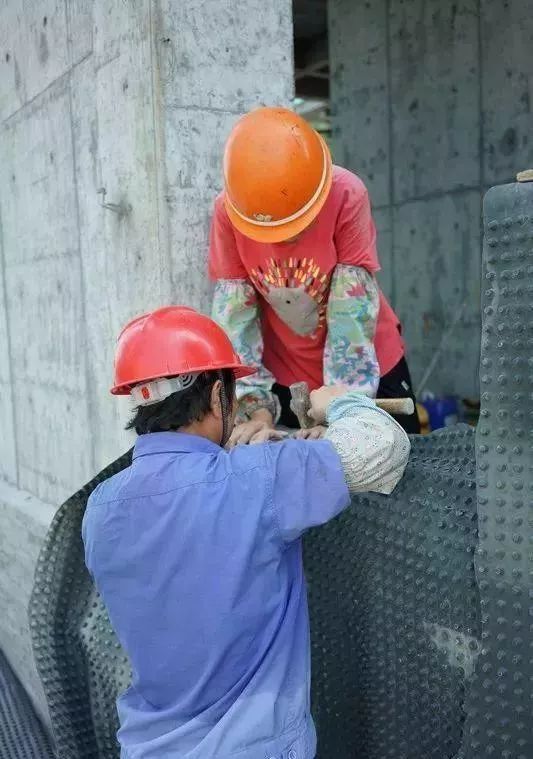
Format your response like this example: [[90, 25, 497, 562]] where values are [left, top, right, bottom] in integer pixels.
[[324, 392, 410, 494]]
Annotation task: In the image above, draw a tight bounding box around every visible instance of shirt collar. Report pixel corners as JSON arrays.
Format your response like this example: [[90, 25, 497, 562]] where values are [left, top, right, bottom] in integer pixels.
[[132, 431, 222, 459]]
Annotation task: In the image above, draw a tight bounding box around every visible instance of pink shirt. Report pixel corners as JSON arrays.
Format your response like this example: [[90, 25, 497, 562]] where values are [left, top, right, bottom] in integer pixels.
[[209, 166, 405, 390]]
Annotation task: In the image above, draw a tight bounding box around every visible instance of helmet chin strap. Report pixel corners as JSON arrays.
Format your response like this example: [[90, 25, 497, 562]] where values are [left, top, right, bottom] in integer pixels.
[[217, 371, 232, 447]]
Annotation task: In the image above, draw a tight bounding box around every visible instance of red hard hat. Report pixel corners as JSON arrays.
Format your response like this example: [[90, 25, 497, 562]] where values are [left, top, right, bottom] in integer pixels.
[[111, 306, 255, 395]]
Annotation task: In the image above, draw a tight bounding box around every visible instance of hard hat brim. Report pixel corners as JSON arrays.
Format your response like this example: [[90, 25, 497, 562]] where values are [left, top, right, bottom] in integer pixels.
[[224, 134, 333, 244], [111, 363, 256, 396]]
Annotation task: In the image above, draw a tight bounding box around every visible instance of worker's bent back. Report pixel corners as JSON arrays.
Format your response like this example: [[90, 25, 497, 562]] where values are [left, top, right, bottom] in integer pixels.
[[83, 397, 409, 759], [82, 396, 409, 759]]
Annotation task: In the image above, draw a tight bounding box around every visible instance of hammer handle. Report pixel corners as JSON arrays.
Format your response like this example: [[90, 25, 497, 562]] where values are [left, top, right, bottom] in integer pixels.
[[376, 397, 415, 416], [289, 382, 414, 429]]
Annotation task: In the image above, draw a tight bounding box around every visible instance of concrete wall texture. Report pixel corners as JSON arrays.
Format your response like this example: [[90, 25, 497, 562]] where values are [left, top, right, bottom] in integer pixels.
[[0, 0, 293, 721], [329, 0, 533, 399]]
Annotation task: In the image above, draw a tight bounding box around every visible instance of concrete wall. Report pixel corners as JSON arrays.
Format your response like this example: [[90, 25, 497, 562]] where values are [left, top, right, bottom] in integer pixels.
[[0, 0, 293, 722], [329, 0, 533, 398]]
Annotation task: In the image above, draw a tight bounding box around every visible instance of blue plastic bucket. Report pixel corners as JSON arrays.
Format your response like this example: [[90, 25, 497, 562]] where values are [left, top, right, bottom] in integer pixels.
[[421, 395, 459, 431]]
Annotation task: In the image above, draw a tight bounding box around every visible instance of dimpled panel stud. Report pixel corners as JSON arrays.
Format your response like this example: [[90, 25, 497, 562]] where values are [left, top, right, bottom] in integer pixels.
[[30, 432, 483, 759], [0, 650, 55, 758], [458, 178, 533, 759], [29, 450, 133, 758], [305, 427, 480, 758]]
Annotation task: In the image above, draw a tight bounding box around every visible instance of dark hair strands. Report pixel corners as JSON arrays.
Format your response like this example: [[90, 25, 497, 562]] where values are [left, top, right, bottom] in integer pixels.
[[126, 370, 235, 435]]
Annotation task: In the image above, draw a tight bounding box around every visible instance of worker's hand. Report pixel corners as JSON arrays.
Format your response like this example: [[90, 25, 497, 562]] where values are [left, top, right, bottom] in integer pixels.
[[294, 425, 326, 440], [249, 428, 289, 445], [227, 409, 275, 448], [309, 386, 349, 425]]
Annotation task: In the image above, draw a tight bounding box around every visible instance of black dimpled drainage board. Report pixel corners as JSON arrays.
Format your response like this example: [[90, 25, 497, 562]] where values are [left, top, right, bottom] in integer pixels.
[[306, 427, 479, 759], [30, 430, 480, 759], [0, 649, 55, 759], [29, 450, 133, 759], [457, 180, 533, 759], [26, 179, 533, 759]]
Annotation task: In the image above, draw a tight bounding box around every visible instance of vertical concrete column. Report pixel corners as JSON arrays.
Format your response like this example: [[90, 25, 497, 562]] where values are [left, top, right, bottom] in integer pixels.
[[0, 0, 293, 718], [328, 0, 481, 397], [329, 0, 533, 399], [328, 0, 393, 298], [74, 0, 294, 472], [1, 0, 294, 489], [156, 0, 294, 309]]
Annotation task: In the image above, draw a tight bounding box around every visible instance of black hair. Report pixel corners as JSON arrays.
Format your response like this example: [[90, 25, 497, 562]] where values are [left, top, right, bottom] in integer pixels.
[[126, 370, 235, 435]]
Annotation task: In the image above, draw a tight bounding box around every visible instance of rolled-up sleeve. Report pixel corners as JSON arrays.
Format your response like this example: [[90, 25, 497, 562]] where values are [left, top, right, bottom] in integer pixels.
[[266, 439, 350, 544]]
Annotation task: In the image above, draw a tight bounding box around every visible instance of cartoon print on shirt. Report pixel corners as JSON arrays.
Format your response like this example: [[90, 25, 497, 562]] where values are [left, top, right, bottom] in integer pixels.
[[250, 257, 330, 337]]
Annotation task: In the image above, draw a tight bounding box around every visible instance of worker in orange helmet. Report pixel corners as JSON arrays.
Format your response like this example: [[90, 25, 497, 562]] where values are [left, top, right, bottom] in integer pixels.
[[208, 107, 421, 445], [82, 305, 410, 758]]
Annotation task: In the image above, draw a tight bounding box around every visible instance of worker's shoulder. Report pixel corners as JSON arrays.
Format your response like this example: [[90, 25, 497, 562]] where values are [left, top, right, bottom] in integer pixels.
[[223, 441, 272, 475], [331, 165, 369, 199], [86, 466, 132, 508], [86, 440, 333, 507], [223, 438, 316, 475], [227, 437, 335, 472]]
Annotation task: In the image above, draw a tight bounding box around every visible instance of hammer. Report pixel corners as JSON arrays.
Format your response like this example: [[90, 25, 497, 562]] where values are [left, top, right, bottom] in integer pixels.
[[289, 382, 415, 430]]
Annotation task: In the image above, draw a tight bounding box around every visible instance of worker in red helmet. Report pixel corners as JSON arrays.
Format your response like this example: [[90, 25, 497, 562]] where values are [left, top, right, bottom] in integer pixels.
[[209, 106, 421, 445], [82, 305, 410, 759]]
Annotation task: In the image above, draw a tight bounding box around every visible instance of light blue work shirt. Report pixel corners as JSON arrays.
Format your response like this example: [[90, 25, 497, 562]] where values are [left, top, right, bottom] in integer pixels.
[[82, 431, 350, 759]]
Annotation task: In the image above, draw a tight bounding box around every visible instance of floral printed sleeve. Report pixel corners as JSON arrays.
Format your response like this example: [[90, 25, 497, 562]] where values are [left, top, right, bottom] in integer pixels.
[[212, 279, 280, 423], [324, 264, 380, 397]]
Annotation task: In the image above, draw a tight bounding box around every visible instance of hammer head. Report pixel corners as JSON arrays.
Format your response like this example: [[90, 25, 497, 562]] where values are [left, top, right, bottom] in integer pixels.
[[289, 382, 314, 429]]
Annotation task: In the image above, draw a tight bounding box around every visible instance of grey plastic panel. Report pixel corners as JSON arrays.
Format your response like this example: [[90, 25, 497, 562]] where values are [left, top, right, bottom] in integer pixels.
[[307, 426, 479, 759], [29, 430, 480, 759], [29, 450, 133, 759], [0, 650, 55, 759], [27, 178, 533, 758], [458, 179, 533, 759]]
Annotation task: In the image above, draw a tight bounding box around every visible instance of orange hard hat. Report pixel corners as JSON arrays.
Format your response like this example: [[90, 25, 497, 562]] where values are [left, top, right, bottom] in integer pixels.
[[223, 107, 333, 243], [111, 306, 254, 399]]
